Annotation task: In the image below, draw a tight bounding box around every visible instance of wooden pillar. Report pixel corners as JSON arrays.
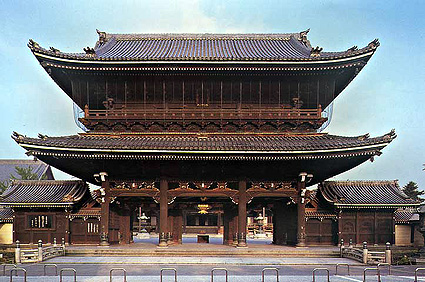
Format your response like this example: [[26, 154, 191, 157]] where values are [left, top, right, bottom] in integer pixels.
[[100, 180, 110, 246], [119, 211, 131, 244], [297, 173, 307, 247], [223, 205, 238, 245], [170, 209, 183, 244], [237, 180, 247, 247], [158, 179, 168, 247]]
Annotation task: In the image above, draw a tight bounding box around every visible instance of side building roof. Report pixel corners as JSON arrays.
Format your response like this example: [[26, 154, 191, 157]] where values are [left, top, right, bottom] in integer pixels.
[[0, 207, 13, 223], [319, 180, 420, 208], [0, 159, 54, 183], [0, 180, 88, 208]]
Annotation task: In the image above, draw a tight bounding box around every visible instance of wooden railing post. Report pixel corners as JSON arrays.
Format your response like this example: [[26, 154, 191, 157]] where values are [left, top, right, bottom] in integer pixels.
[[15, 240, 20, 264], [363, 241, 368, 264], [38, 240, 43, 262], [385, 242, 392, 264]]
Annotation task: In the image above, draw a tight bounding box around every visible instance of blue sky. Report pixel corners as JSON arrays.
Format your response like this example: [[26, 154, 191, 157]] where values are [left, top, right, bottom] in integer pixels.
[[0, 0, 424, 189]]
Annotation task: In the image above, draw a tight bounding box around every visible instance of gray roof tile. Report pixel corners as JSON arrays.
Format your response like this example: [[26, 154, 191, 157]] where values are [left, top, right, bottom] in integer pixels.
[[0, 180, 87, 207], [320, 180, 419, 207]]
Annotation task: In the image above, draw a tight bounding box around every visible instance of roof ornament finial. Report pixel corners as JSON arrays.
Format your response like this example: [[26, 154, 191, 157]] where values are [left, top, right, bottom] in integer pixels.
[[310, 46, 323, 57], [28, 39, 40, 49], [357, 133, 370, 141], [368, 38, 380, 49], [96, 29, 107, 44], [38, 133, 49, 140], [49, 46, 61, 54], [83, 46, 96, 57], [11, 131, 25, 141], [383, 128, 397, 141], [299, 28, 310, 43], [347, 45, 358, 52]]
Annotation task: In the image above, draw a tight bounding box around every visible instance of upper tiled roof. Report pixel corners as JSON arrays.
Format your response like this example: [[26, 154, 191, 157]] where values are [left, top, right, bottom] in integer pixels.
[[28, 30, 379, 62], [0, 180, 87, 207], [12, 131, 395, 154], [320, 180, 420, 207], [0, 159, 54, 183]]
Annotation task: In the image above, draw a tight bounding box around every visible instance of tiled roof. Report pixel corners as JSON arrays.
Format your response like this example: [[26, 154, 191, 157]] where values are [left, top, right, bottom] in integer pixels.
[[0, 180, 87, 207], [0, 159, 54, 183], [28, 31, 379, 62], [70, 208, 101, 219], [394, 208, 419, 223], [320, 180, 419, 207], [0, 207, 13, 223], [12, 131, 396, 153], [306, 210, 337, 219]]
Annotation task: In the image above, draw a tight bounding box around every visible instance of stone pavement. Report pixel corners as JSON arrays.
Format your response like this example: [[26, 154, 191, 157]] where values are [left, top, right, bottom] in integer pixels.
[[47, 256, 359, 265], [1, 257, 424, 281]]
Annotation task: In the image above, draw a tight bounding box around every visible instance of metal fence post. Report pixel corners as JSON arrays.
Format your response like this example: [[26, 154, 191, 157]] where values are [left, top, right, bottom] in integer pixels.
[[60, 268, 77, 282], [2, 264, 16, 276], [362, 241, 368, 264], [53, 237, 57, 247], [312, 268, 330, 282], [14, 241, 20, 264], [37, 240, 43, 262], [43, 264, 58, 276], [377, 263, 391, 275], [160, 268, 177, 282], [261, 267, 279, 282], [336, 263, 350, 276], [9, 268, 26, 282], [414, 268, 425, 282], [363, 267, 381, 282], [211, 268, 228, 282], [110, 268, 127, 282]]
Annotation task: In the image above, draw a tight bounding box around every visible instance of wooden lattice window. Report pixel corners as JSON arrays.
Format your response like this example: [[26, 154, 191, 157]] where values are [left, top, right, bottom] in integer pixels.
[[28, 215, 52, 229], [87, 222, 99, 233]]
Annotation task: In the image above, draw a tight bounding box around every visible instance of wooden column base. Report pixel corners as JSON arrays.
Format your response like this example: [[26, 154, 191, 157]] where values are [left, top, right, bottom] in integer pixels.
[[100, 232, 109, 246], [157, 232, 168, 248], [236, 232, 248, 248]]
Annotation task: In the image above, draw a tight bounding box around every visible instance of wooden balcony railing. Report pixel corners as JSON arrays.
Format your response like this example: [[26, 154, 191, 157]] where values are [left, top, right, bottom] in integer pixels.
[[83, 104, 322, 121]]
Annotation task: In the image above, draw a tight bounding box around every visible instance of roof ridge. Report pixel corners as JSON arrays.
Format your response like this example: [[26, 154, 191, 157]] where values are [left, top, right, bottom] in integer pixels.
[[324, 180, 399, 184], [11, 179, 84, 184]]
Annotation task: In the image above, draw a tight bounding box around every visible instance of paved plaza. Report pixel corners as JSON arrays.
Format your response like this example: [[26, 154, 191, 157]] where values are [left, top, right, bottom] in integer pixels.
[[2, 255, 425, 281]]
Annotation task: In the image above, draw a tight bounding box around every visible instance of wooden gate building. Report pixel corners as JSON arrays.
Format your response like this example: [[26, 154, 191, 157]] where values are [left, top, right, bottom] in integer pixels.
[[8, 30, 402, 246]]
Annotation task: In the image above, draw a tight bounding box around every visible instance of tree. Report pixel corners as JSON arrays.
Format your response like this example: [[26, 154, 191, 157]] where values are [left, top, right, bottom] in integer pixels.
[[0, 166, 44, 194], [402, 181, 424, 201]]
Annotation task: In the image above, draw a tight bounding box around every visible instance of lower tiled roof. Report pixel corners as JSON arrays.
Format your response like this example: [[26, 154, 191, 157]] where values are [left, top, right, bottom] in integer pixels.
[[306, 210, 337, 219], [395, 208, 419, 223], [0, 180, 87, 207], [320, 180, 420, 207], [0, 207, 13, 223], [12, 131, 396, 153], [70, 208, 101, 219]]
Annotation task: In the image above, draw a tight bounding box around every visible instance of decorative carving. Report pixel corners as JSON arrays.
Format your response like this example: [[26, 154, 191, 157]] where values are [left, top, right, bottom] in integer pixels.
[[49, 46, 61, 54], [28, 39, 40, 49], [83, 47, 96, 57], [347, 46, 358, 52], [367, 39, 380, 49], [96, 29, 107, 44], [299, 28, 310, 44], [310, 46, 323, 57]]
